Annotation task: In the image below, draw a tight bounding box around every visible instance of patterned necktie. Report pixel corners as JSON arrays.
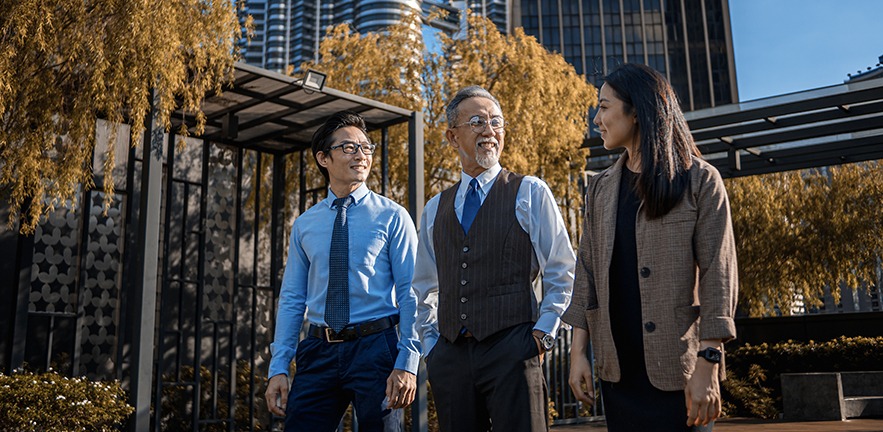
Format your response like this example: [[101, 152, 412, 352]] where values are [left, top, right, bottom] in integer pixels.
[[461, 179, 481, 234], [325, 196, 353, 332]]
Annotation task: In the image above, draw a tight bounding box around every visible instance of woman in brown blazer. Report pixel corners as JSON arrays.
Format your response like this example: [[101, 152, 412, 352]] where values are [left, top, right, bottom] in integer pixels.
[[563, 63, 738, 431]]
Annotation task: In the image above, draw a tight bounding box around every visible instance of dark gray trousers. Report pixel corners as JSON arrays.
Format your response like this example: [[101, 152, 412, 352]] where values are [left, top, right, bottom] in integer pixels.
[[426, 322, 548, 432]]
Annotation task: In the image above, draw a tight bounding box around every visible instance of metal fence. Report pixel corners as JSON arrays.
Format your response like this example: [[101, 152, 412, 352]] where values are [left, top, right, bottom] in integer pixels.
[[0, 133, 599, 431]]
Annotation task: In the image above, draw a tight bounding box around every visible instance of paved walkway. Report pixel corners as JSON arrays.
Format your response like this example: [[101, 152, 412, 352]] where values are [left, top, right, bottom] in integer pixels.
[[551, 417, 883, 431]]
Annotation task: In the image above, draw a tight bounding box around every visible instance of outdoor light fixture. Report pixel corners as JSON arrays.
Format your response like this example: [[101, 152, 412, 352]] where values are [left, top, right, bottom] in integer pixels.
[[302, 69, 327, 94]]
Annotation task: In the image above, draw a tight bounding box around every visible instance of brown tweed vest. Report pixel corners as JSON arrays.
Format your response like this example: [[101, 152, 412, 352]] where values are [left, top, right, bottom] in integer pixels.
[[433, 169, 537, 342]]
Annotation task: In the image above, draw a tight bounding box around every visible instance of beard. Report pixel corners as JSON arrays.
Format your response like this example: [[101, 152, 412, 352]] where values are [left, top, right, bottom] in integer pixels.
[[475, 141, 499, 169]]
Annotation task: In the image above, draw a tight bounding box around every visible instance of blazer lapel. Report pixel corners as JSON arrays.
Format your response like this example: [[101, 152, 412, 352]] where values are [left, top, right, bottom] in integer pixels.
[[597, 157, 627, 274]]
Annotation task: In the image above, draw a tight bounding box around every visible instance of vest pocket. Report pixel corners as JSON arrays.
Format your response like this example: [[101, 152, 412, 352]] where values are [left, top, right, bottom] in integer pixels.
[[487, 283, 526, 297]]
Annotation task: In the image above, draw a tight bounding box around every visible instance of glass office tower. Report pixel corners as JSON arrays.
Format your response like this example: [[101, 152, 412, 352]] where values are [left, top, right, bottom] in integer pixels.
[[240, 0, 423, 73], [513, 0, 738, 110]]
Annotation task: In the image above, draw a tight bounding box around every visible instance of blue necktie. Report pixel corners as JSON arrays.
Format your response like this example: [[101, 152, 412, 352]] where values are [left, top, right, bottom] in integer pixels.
[[325, 196, 352, 332], [461, 179, 481, 234]]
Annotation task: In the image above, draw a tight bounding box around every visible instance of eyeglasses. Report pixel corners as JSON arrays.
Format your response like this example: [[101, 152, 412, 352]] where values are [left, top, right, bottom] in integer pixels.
[[328, 140, 376, 155], [452, 115, 506, 134]]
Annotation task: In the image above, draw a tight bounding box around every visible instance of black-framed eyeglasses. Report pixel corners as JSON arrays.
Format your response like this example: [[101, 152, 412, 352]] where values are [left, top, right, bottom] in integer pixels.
[[328, 140, 376, 155], [452, 115, 505, 134]]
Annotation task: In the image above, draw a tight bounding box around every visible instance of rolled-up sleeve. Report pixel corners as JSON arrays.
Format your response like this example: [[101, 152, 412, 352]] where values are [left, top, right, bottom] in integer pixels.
[[694, 167, 739, 342]]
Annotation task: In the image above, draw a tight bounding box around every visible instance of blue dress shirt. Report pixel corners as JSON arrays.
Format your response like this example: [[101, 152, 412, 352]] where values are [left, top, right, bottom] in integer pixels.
[[413, 164, 576, 355], [269, 183, 421, 378]]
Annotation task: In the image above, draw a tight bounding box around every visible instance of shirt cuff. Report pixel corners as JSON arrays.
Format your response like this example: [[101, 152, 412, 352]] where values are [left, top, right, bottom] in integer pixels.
[[268, 343, 295, 379], [422, 334, 438, 359], [395, 350, 421, 375], [533, 313, 562, 336]]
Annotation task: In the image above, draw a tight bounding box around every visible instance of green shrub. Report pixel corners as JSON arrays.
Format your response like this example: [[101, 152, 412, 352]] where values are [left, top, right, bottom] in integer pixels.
[[0, 369, 133, 431], [722, 336, 883, 418]]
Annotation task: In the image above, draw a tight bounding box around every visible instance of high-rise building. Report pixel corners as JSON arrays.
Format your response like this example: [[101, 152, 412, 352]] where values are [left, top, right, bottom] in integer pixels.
[[447, 1, 511, 34], [512, 0, 738, 111], [240, 0, 423, 73]]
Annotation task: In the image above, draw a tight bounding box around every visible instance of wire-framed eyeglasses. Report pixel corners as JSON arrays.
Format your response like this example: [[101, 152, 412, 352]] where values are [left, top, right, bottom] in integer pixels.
[[328, 140, 377, 155], [452, 115, 506, 134]]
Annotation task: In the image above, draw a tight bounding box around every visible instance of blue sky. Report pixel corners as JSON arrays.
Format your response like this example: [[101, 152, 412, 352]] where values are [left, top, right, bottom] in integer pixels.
[[730, 0, 883, 102]]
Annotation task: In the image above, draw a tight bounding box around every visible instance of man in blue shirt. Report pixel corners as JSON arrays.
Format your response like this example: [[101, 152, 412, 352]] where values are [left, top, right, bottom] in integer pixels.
[[265, 111, 420, 431]]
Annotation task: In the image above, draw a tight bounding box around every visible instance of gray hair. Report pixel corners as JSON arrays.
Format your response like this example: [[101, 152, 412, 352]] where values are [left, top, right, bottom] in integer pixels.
[[446, 85, 502, 126]]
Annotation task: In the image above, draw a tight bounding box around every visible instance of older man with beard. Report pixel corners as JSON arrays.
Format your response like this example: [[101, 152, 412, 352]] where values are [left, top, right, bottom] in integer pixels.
[[413, 86, 575, 432]]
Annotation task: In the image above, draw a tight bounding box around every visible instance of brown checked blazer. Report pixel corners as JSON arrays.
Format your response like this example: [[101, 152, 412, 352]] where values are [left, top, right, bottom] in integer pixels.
[[562, 155, 739, 392]]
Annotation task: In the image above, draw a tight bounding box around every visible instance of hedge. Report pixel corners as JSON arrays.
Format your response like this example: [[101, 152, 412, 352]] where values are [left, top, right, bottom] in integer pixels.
[[0, 369, 132, 431], [722, 336, 883, 418]]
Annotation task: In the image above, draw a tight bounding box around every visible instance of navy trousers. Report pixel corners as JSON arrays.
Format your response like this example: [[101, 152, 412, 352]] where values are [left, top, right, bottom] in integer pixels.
[[284, 326, 401, 432]]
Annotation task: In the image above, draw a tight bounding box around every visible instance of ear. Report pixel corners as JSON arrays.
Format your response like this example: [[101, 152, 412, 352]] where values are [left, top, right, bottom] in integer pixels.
[[316, 151, 330, 168], [446, 129, 460, 149]]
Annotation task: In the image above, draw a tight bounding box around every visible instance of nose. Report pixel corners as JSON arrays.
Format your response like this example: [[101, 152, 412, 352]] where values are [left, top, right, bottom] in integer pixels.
[[480, 124, 497, 137], [593, 114, 601, 126]]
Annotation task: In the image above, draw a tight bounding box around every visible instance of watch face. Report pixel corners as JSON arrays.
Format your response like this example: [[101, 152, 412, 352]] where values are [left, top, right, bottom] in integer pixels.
[[700, 348, 722, 363], [541, 334, 555, 350]]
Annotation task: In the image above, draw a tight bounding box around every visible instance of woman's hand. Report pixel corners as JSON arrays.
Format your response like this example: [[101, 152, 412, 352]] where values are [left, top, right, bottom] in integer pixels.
[[685, 345, 722, 427], [568, 327, 595, 405]]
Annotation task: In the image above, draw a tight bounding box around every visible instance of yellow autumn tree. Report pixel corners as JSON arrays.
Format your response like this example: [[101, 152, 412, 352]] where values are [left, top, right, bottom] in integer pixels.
[[726, 161, 883, 316], [0, 0, 248, 233], [300, 10, 597, 232]]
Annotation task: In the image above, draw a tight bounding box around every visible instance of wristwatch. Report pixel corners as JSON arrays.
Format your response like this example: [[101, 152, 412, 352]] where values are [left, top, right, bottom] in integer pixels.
[[534, 331, 556, 351], [697, 347, 722, 364]]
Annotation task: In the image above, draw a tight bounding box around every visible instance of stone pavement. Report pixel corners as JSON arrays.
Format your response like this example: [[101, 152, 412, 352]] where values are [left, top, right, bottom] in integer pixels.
[[551, 417, 883, 431]]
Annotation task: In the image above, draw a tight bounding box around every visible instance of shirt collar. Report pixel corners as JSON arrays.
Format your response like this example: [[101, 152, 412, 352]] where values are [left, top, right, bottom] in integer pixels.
[[459, 163, 502, 195], [326, 183, 370, 208]]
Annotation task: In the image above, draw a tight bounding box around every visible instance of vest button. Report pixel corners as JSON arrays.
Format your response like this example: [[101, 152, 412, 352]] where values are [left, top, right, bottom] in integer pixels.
[[460, 313, 467, 320], [644, 321, 656, 332], [461, 262, 467, 268], [460, 279, 467, 286], [460, 297, 468, 303], [640, 267, 651, 278], [462, 246, 469, 253]]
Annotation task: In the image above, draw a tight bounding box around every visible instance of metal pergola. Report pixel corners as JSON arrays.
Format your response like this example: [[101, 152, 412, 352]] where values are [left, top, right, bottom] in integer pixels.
[[583, 76, 883, 177], [126, 62, 426, 431]]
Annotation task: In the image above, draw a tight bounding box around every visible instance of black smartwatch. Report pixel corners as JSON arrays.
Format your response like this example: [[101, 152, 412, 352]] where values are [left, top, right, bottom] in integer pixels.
[[697, 347, 722, 364]]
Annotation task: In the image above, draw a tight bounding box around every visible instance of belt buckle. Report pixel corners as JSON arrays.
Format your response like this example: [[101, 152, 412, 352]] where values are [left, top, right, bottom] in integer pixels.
[[325, 328, 344, 343]]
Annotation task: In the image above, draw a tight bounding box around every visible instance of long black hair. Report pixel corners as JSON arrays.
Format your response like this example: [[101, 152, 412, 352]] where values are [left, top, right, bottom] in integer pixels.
[[603, 63, 701, 218]]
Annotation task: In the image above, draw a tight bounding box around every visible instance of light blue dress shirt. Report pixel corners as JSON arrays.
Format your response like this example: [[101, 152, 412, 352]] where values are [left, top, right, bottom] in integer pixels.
[[269, 183, 421, 378], [413, 164, 576, 355]]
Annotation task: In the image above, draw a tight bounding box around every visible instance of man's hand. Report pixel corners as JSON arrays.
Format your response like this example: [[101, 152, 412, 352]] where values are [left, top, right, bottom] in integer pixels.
[[385, 369, 416, 409], [531, 330, 546, 363], [568, 353, 595, 405], [685, 355, 722, 427], [265, 374, 290, 417]]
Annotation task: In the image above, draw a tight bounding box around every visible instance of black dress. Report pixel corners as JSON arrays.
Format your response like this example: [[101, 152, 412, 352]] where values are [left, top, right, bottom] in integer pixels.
[[600, 168, 691, 432]]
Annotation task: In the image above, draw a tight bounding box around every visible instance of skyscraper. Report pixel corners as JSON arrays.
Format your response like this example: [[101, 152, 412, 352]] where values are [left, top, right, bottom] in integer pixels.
[[241, 0, 423, 73], [512, 0, 738, 111]]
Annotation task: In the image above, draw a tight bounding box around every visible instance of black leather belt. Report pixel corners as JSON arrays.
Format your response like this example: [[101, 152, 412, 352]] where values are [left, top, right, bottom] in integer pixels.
[[309, 315, 399, 343]]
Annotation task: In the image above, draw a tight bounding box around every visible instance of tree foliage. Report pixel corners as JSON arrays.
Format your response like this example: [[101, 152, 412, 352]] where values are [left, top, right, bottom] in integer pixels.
[[726, 161, 883, 316], [299, 10, 597, 225], [0, 0, 247, 233]]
